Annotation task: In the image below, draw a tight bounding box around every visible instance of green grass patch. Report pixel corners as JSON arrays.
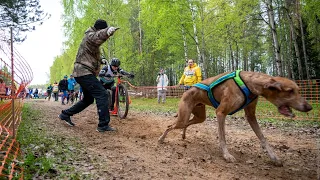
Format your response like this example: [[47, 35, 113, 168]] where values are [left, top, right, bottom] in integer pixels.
[[130, 97, 179, 113], [17, 103, 90, 179]]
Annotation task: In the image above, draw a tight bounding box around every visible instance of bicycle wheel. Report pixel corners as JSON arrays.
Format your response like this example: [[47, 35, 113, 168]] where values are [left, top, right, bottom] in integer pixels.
[[117, 84, 129, 119]]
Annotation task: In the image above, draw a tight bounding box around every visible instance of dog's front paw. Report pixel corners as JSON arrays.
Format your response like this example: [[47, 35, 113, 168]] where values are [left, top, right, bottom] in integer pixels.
[[223, 154, 236, 163]]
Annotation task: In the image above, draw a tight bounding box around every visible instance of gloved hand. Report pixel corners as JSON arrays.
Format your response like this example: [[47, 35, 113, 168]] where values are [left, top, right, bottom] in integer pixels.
[[101, 58, 108, 64], [107, 27, 119, 36], [129, 74, 135, 78]]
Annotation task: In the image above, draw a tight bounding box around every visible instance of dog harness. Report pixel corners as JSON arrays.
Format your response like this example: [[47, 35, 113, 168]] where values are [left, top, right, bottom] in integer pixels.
[[193, 70, 257, 115]]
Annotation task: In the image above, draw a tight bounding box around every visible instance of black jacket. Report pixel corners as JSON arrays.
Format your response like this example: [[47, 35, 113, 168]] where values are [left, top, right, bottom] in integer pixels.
[[58, 79, 68, 91]]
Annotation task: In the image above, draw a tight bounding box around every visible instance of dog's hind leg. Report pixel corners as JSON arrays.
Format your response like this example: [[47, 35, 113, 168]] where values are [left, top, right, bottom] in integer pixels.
[[244, 99, 283, 166], [158, 99, 193, 143], [181, 104, 206, 139]]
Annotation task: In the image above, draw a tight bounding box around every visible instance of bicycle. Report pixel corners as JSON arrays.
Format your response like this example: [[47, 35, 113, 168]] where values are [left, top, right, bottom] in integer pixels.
[[106, 74, 132, 119]]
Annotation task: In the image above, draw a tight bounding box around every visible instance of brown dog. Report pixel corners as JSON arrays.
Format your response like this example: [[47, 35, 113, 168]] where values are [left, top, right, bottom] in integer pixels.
[[158, 71, 312, 166]]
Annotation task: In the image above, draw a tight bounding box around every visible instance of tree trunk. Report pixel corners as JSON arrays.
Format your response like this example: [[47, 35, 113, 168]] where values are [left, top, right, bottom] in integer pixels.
[[188, 1, 201, 65], [181, 25, 188, 63], [266, 0, 283, 76], [288, 28, 293, 79], [235, 41, 239, 70], [243, 48, 248, 71], [250, 51, 255, 71], [199, 1, 207, 79], [297, 0, 310, 79], [285, 1, 303, 79], [138, 0, 142, 55], [229, 44, 234, 71]]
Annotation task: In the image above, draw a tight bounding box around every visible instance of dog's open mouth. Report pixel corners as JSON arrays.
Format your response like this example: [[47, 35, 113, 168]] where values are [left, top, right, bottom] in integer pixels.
[[278, 105, 295, 118]]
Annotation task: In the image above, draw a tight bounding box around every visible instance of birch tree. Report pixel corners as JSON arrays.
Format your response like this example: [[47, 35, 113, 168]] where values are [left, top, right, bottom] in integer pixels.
[[264, 0, 283, 76], [284, 0, 303, 79]]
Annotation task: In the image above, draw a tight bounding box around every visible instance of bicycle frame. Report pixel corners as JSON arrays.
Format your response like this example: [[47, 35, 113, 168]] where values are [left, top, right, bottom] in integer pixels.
[[109, 74, 131, 118], [110, 75, 122, 115]]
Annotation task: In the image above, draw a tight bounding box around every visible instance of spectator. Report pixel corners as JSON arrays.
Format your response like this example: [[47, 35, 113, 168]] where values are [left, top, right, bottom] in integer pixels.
[[0, 78, 6, 101], [156, 68, 169, 104], [25, 86, 30, 99], [179, 59, 202, 90], [99, 58, 134, 111], [52, 81, 59, 101], [58, 19, 119, 132], [34, 88, 39, 99], [28, 88, 33, 98], [58, 75, 68, 105], [67, 74, 77, 104], [46, 84, 53, 101]]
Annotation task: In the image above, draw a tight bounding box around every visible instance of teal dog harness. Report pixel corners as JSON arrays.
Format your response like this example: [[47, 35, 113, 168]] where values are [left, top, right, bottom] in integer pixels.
[[193, 70, 257, 115]]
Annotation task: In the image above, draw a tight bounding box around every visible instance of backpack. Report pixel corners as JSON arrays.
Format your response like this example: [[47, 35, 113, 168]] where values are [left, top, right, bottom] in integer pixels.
[[52, 85, 59, 93]]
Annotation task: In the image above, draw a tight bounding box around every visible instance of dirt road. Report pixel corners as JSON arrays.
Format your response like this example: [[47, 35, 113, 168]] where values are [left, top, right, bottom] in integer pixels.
[[29, 99, 319, 180]]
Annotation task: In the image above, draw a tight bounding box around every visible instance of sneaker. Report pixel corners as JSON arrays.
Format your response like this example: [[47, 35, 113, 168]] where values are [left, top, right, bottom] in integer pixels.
[[96, 126, 116, 132], [58, 113, 75, 126]]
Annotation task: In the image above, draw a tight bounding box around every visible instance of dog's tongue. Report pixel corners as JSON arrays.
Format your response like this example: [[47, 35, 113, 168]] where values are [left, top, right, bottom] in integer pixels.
[[278, 106, 295, 118]]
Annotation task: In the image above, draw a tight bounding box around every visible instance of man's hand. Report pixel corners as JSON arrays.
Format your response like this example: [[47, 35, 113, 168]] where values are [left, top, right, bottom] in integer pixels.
[[107, 27, 119, 36]]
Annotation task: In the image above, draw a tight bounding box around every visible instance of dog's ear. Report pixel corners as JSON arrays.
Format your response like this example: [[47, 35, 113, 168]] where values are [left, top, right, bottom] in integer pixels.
[[264, 79, 282, 91]]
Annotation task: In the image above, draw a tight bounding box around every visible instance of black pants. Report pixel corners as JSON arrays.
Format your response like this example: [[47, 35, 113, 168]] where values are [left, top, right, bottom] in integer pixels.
[[63, 74, 110, 127], [53, 92, 58, 101], [46, 91, 52, 100], [67, 90, 75, 102]]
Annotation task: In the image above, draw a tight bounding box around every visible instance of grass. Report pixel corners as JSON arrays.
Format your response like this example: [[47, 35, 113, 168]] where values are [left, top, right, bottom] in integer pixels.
[[130, 97, 179, 113], [17, 103, 90, 179]]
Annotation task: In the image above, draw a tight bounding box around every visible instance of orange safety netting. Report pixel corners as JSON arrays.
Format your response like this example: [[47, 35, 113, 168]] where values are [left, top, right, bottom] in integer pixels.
[[0, 31, 33, 179]]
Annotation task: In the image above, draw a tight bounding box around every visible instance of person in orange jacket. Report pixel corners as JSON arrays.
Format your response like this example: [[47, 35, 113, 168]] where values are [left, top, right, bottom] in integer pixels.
[[179, 59, 202, 90]]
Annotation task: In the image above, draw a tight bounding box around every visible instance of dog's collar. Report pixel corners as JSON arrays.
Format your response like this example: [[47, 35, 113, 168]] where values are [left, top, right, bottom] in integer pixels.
[[193, 70, 258, 115]]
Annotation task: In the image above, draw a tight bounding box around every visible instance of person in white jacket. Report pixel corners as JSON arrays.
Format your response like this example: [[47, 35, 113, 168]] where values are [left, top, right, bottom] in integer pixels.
[[156, 68, 169, 103]]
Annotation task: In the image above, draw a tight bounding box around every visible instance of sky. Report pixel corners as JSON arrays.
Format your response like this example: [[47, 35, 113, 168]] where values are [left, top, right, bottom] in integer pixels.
[[16, 0, 64, 85]]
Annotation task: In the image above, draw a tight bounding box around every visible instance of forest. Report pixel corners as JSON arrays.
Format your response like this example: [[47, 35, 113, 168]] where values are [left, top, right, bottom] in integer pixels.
[[49, 0, 320, 86]]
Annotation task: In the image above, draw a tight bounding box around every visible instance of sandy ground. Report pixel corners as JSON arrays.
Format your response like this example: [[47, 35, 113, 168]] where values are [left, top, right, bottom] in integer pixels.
[[29, 99, 319, 180]]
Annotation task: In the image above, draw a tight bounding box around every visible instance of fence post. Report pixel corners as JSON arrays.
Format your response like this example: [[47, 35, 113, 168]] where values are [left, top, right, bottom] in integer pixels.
[[10, 27, 15, 138]]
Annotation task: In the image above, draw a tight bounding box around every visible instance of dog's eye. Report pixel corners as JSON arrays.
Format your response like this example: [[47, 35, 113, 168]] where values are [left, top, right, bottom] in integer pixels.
[[287, 89, 295, 95]]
